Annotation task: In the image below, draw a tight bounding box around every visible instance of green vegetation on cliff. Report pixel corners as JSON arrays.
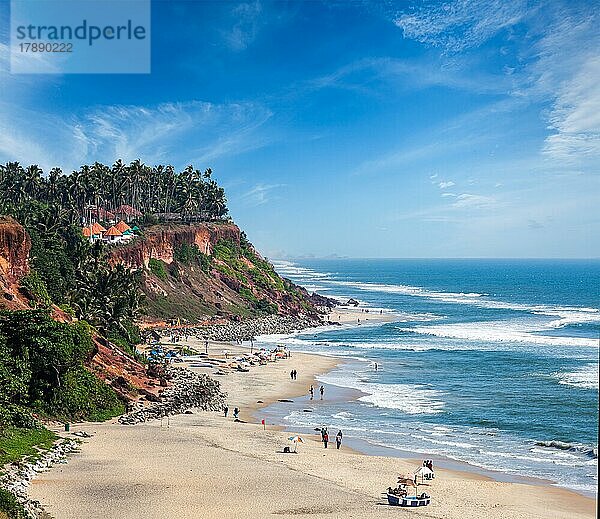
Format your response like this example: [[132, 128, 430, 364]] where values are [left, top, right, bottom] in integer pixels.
[[0, 310, 125, 426], [0, 310, 125, 516]]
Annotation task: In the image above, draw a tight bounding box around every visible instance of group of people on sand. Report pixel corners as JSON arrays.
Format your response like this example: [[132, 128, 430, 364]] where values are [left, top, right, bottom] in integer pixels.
[[289, 369, 298, 380], [223, 405, 240, 420], [308, 384, 325, 400], [320, 427, 343, 449]]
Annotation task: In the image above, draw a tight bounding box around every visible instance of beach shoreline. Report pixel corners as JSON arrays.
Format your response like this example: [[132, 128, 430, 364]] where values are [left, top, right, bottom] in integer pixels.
[[28, 316, 596, 518]]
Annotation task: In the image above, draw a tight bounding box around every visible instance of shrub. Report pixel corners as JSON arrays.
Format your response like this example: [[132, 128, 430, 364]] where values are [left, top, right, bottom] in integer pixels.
[[21, 271, 52, 308], [174, 243, 213, 273], [47, 367, 125, 421], [0, 487, 26, 519], [148, 258, 168, 280], [0, 310, 125, 424]]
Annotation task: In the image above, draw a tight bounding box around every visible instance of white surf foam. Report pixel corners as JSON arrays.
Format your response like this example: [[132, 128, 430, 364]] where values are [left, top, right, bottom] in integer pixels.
[[319, 371, 445, 414], [552, 364, 599, 390], [402, 320, 599, 348], [328, 280, 600, 326]]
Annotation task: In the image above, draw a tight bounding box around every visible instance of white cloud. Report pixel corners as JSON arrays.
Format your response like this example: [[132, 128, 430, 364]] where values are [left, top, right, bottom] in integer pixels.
[[542, 54, 600, 162], [223, 1, 264, 51], [452, 193, 496, 209], [0, 100, 273, 171], [438, 180, 455, 189], [394, 0, 527, 53], [308, 56, 512, 96], [392, 1, 600, 167], [241, 183, 283, 207]]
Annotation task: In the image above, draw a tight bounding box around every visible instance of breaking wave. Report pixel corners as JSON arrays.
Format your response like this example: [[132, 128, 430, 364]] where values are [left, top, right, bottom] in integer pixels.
[[535, 441, 598, 459]]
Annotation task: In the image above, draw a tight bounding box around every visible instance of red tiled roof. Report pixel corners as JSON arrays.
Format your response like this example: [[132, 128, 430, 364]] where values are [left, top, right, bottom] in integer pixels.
[[92, 208, 116, 220], [114, 205, 142, 217], [82, 226, 92, 237]]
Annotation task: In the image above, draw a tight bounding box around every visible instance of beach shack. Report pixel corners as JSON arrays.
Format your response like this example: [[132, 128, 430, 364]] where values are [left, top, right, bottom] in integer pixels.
[[82, 226, 92, 240], [89, 222, 107, 242], [115, 220, 135, 242], [103, 225, 123, 243]]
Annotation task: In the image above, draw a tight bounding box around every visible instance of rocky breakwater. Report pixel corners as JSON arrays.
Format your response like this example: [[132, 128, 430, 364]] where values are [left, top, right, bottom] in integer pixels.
[[192, 314, 324, 342], [1, 437, 78, 518], [119, 367, 225, 425]]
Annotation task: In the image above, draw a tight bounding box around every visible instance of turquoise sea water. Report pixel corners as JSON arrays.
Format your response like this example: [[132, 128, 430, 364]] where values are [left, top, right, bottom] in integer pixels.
[[260, 259, 599, 494]]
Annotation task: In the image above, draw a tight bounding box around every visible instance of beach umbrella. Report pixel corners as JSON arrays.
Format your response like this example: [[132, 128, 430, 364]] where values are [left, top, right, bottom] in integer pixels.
[[288, 435, 304, 452]]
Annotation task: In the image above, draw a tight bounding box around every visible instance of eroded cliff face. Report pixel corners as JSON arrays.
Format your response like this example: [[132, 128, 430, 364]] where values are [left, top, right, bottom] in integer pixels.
[[0, 216, 30, 280], [0, 216, 31, 310], [109, 222, 322, 322], [111, 222, 240, 268]]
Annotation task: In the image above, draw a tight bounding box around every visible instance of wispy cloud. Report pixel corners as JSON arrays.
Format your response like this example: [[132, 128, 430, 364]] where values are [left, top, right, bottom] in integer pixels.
[[223, 1, 264, 51], [307, 56, 512, 96], [393, 1, 600, 166], [394, 0, 528, 53], [438, 180, 455, 189], [0, 100, 273, 171], [241, 183, 283, 207], [451, 193, 496, 209], [541, 51, 600, 163]]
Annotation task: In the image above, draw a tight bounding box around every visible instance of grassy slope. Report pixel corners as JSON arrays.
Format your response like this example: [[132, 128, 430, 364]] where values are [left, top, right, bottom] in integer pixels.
[[0, 427, 58, 518], [142, 238, 316, 322]]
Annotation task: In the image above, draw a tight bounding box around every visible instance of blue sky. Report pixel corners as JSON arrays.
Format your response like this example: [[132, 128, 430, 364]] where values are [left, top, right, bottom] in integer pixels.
[[1, 0, 599, 258]]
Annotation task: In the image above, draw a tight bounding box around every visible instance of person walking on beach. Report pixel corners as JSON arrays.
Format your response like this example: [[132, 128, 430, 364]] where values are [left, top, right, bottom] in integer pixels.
[[293, 369, 297, 380], [336, 430, 343, 449], [323, 430, 329, 449], [319, 385, 324, 400], [290, 370, 294, 380], [233, 407, 239, 420], [309, 385, 314, 400], [224, 405, 229, 418]]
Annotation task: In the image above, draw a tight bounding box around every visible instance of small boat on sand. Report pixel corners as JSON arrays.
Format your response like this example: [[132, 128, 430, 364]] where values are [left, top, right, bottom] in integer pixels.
[[386, 472, 431, 507], [387, 493, 431, 507]]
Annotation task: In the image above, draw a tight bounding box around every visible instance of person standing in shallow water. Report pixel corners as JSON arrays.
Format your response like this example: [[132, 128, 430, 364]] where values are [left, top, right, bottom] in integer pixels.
[[336, 430, 343, 449], [319, 385, 324, 400], [309, 385, 314, 399]]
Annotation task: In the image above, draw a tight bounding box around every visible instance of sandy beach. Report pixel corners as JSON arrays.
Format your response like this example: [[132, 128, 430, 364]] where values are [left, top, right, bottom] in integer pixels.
[[28, 331, 596, 519]]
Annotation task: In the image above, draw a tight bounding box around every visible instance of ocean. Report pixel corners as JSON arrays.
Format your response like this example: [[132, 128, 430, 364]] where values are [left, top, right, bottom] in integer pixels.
[[260, 259, 599, 495]]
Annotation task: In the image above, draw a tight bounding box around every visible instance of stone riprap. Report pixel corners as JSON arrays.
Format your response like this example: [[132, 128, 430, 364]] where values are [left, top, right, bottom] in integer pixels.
[[118, 367, 225, 426], [1, 438, 78, 518], [169, 315, 325, 343]]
